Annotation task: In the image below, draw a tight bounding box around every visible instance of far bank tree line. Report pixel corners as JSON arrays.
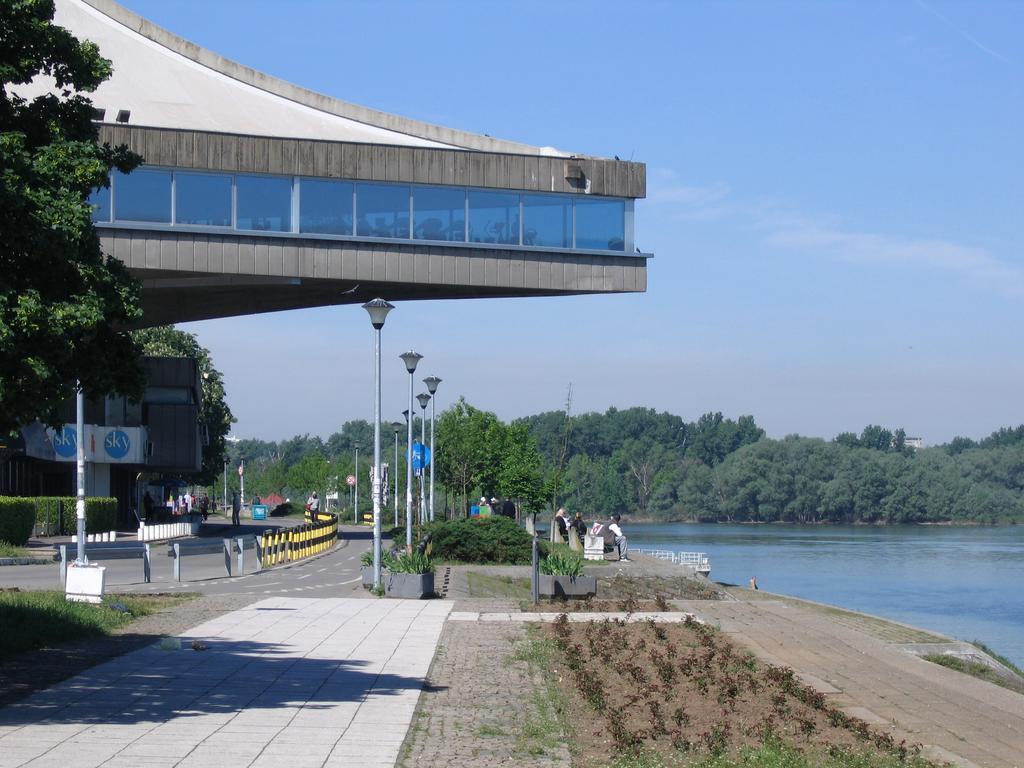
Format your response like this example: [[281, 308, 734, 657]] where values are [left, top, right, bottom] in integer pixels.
[[225, 403, 1024, 525]]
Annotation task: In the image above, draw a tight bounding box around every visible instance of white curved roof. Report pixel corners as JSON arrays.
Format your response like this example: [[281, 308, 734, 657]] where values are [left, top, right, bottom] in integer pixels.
[[14, 0, 569, 157]]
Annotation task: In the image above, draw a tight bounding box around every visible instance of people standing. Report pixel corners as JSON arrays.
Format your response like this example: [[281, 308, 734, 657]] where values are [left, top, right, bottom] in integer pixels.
[[554, 507, 568, 542], [501, 498, 517, 519], [609, 514, 629, 561], [479, 496, 492, 517], [571, 511, 587, 541], [231, 490, 241, 527], [307, 491, 319, 520], [143, 491, 154, 522]]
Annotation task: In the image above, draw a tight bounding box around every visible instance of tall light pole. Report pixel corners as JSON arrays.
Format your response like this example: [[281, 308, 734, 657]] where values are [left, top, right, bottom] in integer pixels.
[[423, 376, 441, 521], [399, 351, 422, 550], [75, 384, 87, 565], [416, 392, 431, 525], [222, 458, 227, 515], [391, 421, 403, 527], [363, 298, 394, 589], [353, 443, 360, 524]]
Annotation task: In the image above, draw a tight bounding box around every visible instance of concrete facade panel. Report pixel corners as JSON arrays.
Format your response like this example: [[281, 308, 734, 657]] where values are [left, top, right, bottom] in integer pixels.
[[356, 248, 373, 280], [537, 259, 551, 290], [455, 255, 470, 284], [428, 252, 443, 284], [399, 251, 415, 283], [509, 256, 525, 288], [269, 243, 284, 276], [192, 237, 209, 272], [207, 237, 223, 273], [549, 260, 564, 291], [254, 242, 270, 276], [238, 241, 255, 274], [469, 255, 484, 285], [174, 238, 193, 271], [385, 249, 400, 282], [219, 240, 237, 274]]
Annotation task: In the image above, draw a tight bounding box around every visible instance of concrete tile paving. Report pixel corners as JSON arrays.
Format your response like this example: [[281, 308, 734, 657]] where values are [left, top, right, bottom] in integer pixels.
[[0, 598, 450, 768]]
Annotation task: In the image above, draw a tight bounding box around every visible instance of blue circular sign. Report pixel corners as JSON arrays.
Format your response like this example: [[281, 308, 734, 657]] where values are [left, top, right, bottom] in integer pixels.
[[53, 426, 77, 458], [104, 429, 131, 459]]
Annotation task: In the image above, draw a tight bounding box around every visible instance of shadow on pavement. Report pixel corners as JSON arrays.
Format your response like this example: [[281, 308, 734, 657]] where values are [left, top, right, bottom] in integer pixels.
[[0, 637, 446, 725]]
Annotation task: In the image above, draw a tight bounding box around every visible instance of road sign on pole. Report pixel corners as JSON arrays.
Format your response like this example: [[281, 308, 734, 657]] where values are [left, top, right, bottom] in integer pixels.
[[410, 442, 431, 474], [346, 474, 356, 487]]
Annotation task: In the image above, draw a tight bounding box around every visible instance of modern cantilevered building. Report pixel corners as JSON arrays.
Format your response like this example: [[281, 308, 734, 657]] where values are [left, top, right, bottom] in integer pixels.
[[20, 0, 650, 327]]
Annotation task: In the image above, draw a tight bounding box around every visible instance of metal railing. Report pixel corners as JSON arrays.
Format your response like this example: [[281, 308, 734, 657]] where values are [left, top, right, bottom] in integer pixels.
[[260, 512, 338, 566], [633, 548, 711, 573]]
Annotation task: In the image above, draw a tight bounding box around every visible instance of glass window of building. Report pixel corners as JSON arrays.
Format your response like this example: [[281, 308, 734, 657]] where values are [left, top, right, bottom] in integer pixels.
[[413, 186, 465, 242], [175, 172, 232, 227], [523, 194, 572, 248], [113, 168, 171, 223], [299, 179, 353, 235], [468, 190, 519, 245], [356, 183, 410, 238], [574, 198, 625, 251], [88, 185, 111, 223], [236, 175, 292, 232]]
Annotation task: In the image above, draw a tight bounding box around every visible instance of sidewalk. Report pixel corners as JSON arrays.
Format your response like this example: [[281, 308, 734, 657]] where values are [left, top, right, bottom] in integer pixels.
[[0, 598, 450, 768]]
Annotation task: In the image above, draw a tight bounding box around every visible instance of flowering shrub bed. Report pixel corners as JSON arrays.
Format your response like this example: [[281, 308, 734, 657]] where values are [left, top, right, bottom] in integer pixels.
[[544, 613, 937, 767]]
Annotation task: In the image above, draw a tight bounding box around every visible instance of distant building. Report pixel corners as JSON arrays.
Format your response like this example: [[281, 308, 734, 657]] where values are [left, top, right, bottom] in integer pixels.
[[0, 357, 204, 526], [904, 437, 924, 450]]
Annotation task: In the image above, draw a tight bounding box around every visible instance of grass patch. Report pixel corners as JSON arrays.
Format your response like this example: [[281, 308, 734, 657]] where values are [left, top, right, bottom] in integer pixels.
[[475, 723, 507, 737], [0, 590, 196, 662], [510, 628, 571, 759], [922, 653, 1024, 695], [0, 541, 31, 558], [969, 639, 1024, 677], [466, 572, 531, 599]]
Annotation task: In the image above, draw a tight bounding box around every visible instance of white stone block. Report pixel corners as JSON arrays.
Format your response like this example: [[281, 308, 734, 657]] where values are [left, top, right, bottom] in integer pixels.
[[65, 564, 106, 603]]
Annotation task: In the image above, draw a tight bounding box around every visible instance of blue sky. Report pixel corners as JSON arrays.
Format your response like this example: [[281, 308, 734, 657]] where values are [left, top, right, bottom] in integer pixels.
[[120, 0, 1023, 444]]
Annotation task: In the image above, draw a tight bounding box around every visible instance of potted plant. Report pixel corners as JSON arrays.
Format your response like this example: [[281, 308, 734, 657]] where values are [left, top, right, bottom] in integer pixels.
[[361, 549, 396, 588], [384, 551, 435, 599], [539, 549, 596, 598]]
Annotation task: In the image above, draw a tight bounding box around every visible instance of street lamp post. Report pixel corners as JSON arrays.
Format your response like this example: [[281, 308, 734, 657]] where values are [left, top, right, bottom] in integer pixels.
[[416, 392, 431, 525], [363, 298, 394, 590], [353, 444, 360, 524], [391, 421, 403, 527], [423, 376, 441, 522], [75, 384, 86, 565], [399, 351, 422, 551], [222, 458, 227, 517]]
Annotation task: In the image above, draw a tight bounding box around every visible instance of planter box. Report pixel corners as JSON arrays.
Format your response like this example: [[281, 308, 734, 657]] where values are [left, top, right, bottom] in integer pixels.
[[384, 571, 434, 599], [539, 574, 597, 598], [65, 564, 106, 603], [361, 565, 389, 589]]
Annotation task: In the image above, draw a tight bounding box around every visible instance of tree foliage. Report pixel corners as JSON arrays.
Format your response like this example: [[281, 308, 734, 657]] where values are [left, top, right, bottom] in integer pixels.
[[1, 0, 144, 431], [132, 325, 235, 485]]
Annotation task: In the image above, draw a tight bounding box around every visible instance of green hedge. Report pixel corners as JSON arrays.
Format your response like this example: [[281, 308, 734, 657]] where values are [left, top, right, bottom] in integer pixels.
[[423, 516, 533, 564], [0, 498, 36, 546], [0, 497, 118, 537]]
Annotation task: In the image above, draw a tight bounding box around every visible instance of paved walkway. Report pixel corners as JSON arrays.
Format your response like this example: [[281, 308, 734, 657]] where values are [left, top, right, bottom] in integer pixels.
[[681, 592, 1024, 768], [0, 598, 450, 768]]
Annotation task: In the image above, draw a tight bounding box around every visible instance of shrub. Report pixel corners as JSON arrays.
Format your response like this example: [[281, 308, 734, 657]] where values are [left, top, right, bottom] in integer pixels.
[[0, 498, 36, 545], [60, 497, 117, 534], [423, 516, 532, 564], [271, 502, 297, 517], [540, 549, 584, 577]]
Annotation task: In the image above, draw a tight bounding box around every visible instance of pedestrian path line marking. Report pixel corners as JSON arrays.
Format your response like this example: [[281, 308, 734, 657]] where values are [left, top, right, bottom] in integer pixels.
[[297, 573, 311, 580], [340, 576, 360, 585]]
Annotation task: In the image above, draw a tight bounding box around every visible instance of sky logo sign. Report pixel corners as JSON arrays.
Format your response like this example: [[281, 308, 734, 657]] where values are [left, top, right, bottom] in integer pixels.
[[104, 430, 131, 460], [53, 426, 77, 458]]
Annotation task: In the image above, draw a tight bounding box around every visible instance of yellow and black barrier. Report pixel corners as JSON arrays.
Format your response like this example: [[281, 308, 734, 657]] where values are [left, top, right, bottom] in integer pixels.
[[260, 512, 338, 567]]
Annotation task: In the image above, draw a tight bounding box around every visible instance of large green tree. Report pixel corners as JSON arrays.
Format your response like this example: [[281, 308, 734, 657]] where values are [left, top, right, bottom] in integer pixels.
[[133, 326, 235, 485], [1, 0, 143, 431]]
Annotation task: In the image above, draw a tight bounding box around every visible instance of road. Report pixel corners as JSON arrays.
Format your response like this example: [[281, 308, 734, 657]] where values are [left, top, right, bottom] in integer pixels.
[[0, 522, 375, 598]]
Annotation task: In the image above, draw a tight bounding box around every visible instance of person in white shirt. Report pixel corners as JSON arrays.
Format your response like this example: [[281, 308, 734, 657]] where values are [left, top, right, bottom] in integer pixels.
[[608, 514, 629, 561]]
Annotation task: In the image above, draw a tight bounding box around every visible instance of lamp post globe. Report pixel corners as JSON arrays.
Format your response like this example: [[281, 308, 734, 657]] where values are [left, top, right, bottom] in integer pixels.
[[399, 351, 422, 550], [422, 376, 441, 521], [362, 299, 394, 589]]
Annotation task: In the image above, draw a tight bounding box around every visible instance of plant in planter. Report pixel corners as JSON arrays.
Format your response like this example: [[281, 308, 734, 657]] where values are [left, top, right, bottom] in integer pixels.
[[384, 551, 435, 599], [360, 549, 397, 588], [539, 550, 597, 598]]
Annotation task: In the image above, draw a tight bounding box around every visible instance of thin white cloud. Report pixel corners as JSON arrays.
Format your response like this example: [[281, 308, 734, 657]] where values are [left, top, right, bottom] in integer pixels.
[[647, 169, 731, 219], [915, 0, 1012, 66], [761, 216, 1024, 297]]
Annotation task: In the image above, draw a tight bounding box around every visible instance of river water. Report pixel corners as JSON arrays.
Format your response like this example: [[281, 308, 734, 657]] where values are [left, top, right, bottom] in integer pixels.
[[628, 523, 1024, 668]]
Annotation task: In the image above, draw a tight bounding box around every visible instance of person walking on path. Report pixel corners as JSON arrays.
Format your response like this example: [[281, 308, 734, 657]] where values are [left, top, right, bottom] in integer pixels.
[[609, 514, 629, 561], [231, 491, 241, 527], [306, 492, 319, 520]]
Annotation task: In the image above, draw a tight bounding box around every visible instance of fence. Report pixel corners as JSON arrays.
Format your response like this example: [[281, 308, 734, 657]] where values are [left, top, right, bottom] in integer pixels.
[[633, 548, 711, 574], [261, 512, 338, 566]]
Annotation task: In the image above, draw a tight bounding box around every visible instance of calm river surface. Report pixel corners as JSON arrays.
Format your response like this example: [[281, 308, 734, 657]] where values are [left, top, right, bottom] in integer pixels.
[[629, 523, 1024, 667]]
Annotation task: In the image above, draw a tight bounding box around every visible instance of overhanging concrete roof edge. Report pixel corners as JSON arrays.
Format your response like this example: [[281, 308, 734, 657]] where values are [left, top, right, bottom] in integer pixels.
[[81, 0, 578, 158]]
